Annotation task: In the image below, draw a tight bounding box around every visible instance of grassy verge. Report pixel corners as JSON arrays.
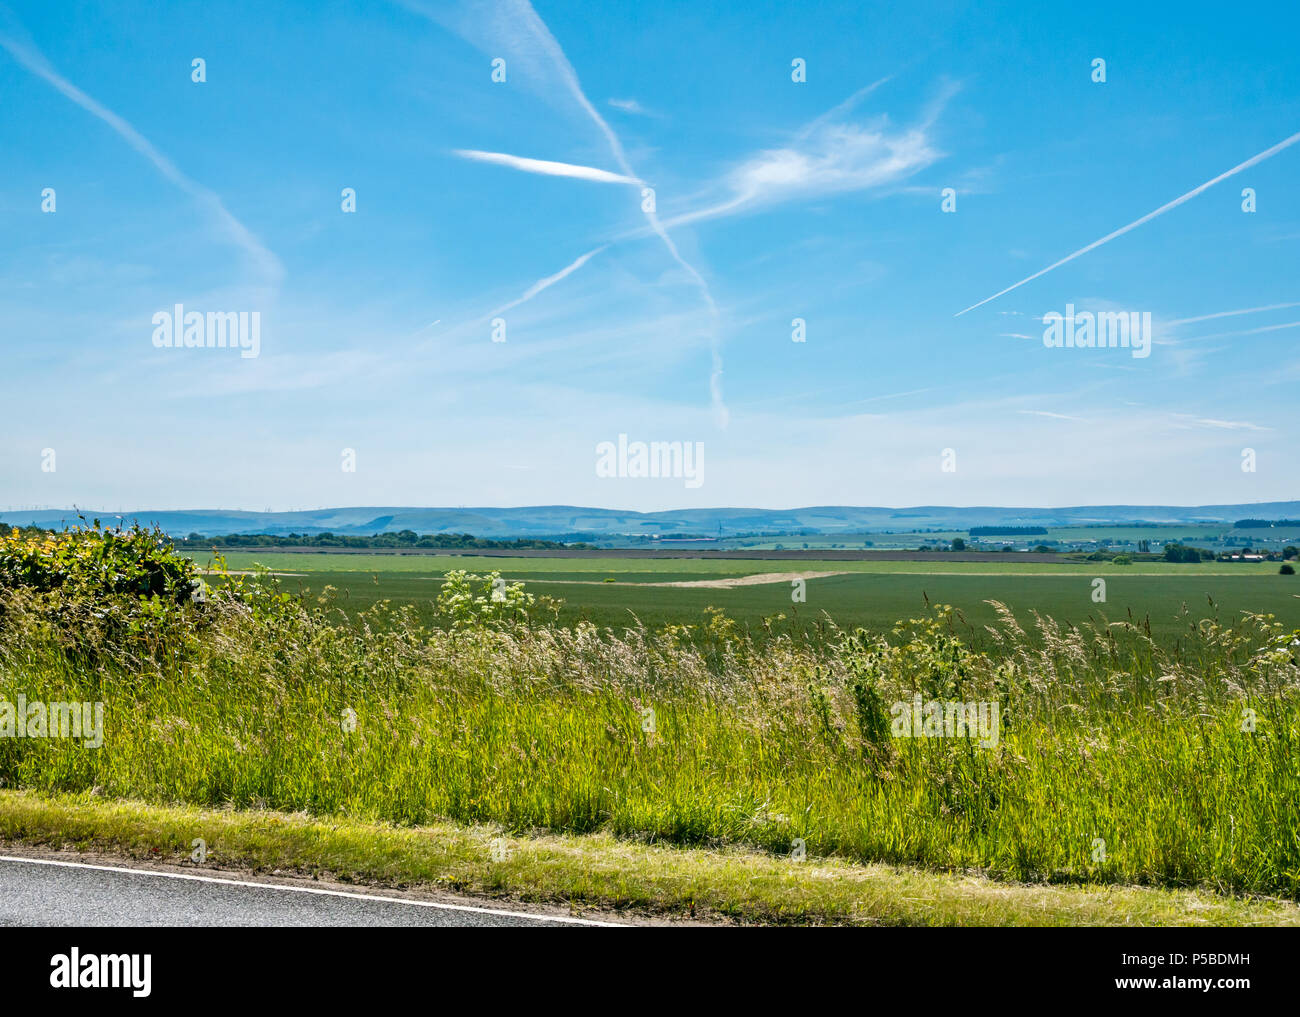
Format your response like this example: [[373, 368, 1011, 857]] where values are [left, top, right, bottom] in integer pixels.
[[5, 600, 1300, 898], [3, 790, 1297, 926]]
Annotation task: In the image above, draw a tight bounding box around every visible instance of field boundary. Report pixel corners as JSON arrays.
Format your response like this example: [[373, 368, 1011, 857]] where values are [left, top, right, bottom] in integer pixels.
[[201, 546, 1073, 562]]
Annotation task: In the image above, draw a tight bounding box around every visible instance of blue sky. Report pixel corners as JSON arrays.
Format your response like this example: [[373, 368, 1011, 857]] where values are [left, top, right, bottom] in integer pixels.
[[2, 0, 1297, 513]]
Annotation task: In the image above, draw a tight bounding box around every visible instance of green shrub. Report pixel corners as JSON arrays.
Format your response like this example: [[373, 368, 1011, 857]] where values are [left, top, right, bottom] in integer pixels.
[[0, 520, 196, 601], [0, 521, 205, 662]]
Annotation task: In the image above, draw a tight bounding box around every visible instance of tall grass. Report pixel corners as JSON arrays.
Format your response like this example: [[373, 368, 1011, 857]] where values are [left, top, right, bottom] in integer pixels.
[[1, 562, 1298, 898]]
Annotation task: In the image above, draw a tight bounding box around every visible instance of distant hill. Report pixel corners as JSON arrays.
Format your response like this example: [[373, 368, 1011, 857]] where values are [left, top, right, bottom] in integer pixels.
[[4, 502, 1299, 540]]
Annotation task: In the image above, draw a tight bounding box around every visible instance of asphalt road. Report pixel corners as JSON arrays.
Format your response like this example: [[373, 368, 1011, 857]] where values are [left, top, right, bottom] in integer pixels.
[[0, 856, 619, 928]]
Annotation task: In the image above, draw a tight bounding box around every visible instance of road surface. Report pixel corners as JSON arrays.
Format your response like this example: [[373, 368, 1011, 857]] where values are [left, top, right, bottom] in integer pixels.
[[0, 855, 620, 928]]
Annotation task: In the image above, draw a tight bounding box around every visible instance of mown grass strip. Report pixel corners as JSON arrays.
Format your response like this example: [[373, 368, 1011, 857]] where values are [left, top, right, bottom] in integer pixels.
[[2, 790, 1296, 926]]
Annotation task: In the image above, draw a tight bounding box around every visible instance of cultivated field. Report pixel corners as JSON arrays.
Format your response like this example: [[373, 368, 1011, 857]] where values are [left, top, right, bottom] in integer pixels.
[[201, 550, 1300, 650]]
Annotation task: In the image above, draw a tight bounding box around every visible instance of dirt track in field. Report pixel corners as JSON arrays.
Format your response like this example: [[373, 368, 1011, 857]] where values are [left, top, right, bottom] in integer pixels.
[[200, 570, 306, 577], [520, 571, 847, 590], [647, 570, 846, 588]]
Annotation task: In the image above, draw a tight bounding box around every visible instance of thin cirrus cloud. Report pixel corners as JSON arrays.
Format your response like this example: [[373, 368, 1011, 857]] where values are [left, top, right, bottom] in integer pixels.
[[452, 149, 642, 185], [0, 14, 283, 288], [954, 130, 1300, 317], [1017, 409, 1087, 422], [607, 97, 657, 117], [1173, 414, 1269, 432], [658, 81, 948, 230]]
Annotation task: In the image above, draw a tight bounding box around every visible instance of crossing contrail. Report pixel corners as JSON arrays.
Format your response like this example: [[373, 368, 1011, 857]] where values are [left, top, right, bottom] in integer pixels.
[[954, 130, 1300, 317], [0, 21, 283, 286]]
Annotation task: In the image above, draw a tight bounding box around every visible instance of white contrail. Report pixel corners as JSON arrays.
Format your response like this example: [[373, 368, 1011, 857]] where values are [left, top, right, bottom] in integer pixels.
[[505, 0, 728, 425], [408, 0, 729, 423], [454, 149, 641, 185], [0, 26, 283, 285], [954, 131, 1300, 317], [1179, 319, 1300, 342], [1169, 301, 1300, 326], [794, 77, 893, 142], [487, 245, 606, 318]]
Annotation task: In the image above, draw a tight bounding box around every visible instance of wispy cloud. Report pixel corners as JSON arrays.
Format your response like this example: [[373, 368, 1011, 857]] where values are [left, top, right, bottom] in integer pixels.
[[169, 350, 388, 397], [662, 81, 945, 229], [0, 15, 283, 287], [1180, 416, 1270, 431], [1018, 409, 1086, 422], [486, 245, 607, 318], [453, 149, 641, 185], [608, 97, 658, 118], [954, 130, 1300, 316]]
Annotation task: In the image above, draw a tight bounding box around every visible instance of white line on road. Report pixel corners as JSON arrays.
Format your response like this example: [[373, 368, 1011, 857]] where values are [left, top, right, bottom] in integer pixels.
[[0, 854, 624, 927]]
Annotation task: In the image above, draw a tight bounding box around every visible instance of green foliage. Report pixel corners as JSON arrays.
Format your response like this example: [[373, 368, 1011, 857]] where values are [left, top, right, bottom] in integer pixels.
[[0, 520, 203, 662], [434, 570, 539, 629], [1163, 542, 1203, 563], [0, 520, 196, 601], [839, 631, 893, 756]]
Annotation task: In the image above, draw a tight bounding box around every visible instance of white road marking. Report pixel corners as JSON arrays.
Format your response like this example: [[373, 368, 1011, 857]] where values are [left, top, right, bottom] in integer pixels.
[[0, 854, 624, 927]]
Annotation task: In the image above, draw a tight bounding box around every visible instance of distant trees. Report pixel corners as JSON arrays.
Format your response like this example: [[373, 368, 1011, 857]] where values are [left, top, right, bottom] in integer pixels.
[[1162, 543, 1202, 563], [951, 537, 966, 551], [172, 531, 591, 551]]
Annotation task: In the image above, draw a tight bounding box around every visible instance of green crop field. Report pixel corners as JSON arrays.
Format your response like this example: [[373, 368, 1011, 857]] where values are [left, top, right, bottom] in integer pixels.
[[197, 550, 1300, 648], [202, 550, 1284, 576]]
